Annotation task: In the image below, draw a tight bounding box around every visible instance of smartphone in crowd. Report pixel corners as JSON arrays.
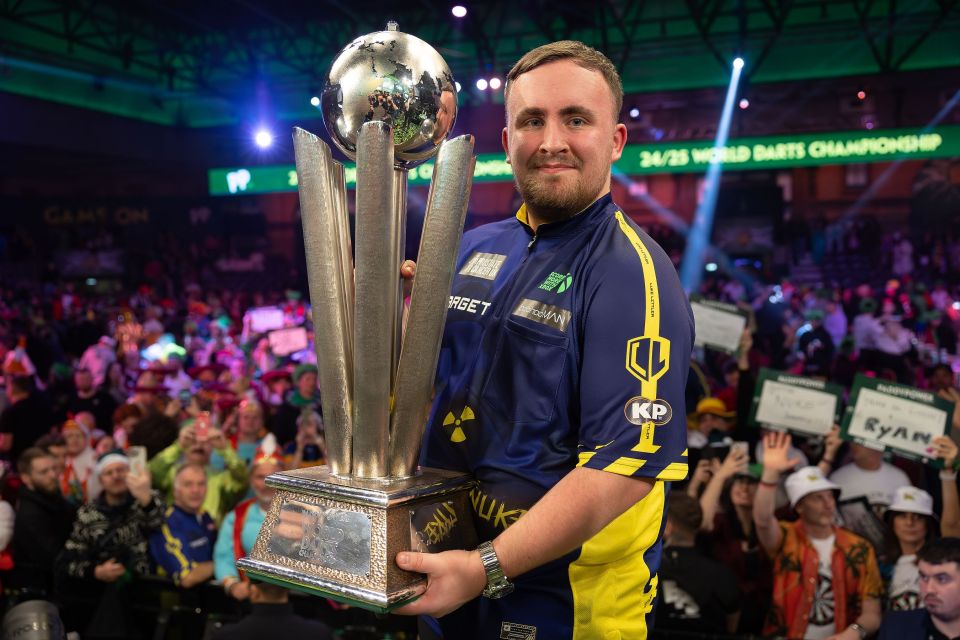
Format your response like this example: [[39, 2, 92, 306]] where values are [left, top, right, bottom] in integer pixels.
[[128, 446, 147, 477], [196, 412, 211, 441]]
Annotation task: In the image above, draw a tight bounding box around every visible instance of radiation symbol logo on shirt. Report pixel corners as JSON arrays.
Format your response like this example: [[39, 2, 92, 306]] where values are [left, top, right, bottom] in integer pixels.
[[443, 406, 475, 443]]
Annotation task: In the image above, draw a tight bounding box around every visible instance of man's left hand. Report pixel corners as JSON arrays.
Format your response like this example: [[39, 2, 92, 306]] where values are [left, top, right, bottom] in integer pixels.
[[392, 549, 487, 618]]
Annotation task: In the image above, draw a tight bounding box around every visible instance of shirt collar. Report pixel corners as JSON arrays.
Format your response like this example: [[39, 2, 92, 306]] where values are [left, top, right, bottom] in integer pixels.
[[514, 193, 613, 238]]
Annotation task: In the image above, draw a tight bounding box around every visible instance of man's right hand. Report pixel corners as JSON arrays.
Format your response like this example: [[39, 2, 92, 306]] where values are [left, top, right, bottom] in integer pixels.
[[94, 559, 126, 583], [718, 447, 749, 479], [401, 260, 417, 297], [762, 430, 801, 477], [227, 580, 251, 601]]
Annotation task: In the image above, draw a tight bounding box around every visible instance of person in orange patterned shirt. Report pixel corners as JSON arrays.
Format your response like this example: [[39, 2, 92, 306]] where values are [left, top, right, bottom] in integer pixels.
[[754, 431, 883, 640]]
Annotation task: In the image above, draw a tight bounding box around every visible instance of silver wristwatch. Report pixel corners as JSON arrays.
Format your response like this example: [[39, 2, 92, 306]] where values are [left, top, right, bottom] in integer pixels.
[[848, 623, 868, 640], [477, 541, 514, 599]]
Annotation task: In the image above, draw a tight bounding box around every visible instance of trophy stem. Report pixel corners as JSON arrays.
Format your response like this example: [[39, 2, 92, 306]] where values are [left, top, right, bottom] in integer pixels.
[[293, 127, 353, 476], [391, 169, 408, 403], [388, 135, 476, 477], [353, 121, 399, 478]]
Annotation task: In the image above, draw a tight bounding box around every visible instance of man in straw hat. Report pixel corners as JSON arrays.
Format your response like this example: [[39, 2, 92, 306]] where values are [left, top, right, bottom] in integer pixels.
[[754, 431, 883, 639]]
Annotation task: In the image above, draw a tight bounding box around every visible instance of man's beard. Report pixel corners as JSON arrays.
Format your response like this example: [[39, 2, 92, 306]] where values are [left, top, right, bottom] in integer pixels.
[[516, 157, 598, 225]]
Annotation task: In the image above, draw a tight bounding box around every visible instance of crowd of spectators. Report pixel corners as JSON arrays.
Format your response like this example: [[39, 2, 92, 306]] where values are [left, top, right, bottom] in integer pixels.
[[0, 217, 958, 639]]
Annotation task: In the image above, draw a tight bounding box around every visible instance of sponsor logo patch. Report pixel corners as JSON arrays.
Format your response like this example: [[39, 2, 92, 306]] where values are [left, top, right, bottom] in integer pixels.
[[448, 295, 492, 316], [511, 298, 571, 332], [624, 396, 673, 425], [626, 335, 671, 383], [500, 622, 537, 639], [538, 271, 573, 293], [459, 252, 507, 280]]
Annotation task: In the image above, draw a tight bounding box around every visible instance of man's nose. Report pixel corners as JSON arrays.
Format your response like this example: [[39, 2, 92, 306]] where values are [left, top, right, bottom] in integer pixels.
[[538, 119, 569, 155]]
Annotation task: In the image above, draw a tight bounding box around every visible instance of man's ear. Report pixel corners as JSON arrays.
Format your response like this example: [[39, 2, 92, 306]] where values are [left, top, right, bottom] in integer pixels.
[[502, 127, 510, 164]]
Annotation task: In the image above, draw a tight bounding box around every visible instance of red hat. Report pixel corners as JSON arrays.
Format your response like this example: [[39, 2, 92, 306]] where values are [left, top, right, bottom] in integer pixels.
[[187, 363, 226, 380], [262, 369, 292, 385]]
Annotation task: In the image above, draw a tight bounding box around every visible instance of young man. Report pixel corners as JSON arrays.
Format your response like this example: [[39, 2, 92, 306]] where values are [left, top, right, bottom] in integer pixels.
[[879, 538, 960, 639], [754, 431, 883, 639], [11, 447, 77, 595], [395, 41, 693, 639], [657, 492, 741, 633], [149, 463, 217, 588]]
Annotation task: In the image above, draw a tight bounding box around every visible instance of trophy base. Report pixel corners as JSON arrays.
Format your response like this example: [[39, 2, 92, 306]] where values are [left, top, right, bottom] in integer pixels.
[[236, 465, 477, 613]]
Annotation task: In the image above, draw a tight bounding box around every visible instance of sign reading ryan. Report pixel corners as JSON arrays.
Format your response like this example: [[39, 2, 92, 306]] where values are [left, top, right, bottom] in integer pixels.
[[841, 374, 954, 467]]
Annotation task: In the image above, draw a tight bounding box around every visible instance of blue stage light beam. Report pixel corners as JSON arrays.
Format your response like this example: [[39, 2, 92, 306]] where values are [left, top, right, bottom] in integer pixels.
[[679, 58, 745, 293]]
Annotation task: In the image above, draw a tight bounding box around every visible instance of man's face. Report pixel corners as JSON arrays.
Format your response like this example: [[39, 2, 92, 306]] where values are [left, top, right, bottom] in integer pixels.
[[186, 440, 212, 466], [297, 372, 317, 398], [99, 463, 129, 498], [173, 466, 207, 514], [25, 455, 60, 496], [47, 445, 66, 475], [796, 490, 836, 527], [502, 59, 627, 225], [64, 430, 86, 456], [74, 370, 93, 393], [920, 560, 960, 621]]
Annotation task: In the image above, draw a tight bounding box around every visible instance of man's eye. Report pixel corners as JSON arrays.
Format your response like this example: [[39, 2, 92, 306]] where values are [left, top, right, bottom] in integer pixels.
[[570, 118, 586, 126]]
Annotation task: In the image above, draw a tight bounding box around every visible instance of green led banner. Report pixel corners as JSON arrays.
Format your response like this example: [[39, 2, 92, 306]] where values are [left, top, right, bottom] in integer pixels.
[[209, 125, 960, 195]]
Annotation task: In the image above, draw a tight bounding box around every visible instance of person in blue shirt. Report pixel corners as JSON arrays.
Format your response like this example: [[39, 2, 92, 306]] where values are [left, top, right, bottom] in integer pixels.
[[879, 537, 960, 640], [395, 40, 694, 640], [149, 463, 217, 587]]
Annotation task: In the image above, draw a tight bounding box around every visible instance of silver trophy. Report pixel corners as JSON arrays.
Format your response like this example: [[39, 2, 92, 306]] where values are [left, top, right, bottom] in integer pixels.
[[236, 22, 477, 612]]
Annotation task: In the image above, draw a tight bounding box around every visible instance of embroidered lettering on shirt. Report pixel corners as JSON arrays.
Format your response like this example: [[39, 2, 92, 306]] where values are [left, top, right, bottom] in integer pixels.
[[460, 252, 507, 280], [448, 296, 492, 316], [511, 298, 571, 332], [500, 622, 536, 639]]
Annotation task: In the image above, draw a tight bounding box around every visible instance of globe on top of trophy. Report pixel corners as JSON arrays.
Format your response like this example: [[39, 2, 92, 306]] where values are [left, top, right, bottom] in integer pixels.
[[321, 21, 458, 168]]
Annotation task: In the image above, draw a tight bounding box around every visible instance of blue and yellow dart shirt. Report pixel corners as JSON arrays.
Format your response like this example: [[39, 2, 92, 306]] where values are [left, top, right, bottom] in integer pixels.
[[420, 193, 694, 639]]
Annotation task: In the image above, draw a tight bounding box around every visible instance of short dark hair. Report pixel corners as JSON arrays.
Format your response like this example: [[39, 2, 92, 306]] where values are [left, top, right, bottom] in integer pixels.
[[918, 537, 960, 567], [667, 492, 703, 533], [931, 363, 953, 378], [35, 433, 67, 450], [17, 447, 54, 476], [505, 40, 623, 120]]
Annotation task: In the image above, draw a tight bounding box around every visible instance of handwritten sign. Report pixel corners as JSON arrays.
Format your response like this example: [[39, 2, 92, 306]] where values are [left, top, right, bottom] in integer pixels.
[[750, 368, 843, 436], [268, 327, 309, 357], [249, 306, 285, 333], [690, 297, 748, 354], [841, 374, 953, 466]]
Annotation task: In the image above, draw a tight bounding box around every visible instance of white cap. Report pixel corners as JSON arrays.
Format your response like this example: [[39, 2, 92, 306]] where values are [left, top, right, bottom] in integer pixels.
[[785, 466, 840, 508], [887, 486, 935, 518], [94, 452, 130, 477]]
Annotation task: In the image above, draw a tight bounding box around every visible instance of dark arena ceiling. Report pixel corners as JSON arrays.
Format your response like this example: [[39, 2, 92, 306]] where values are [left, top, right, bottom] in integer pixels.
[[1, 0, 959, 128]]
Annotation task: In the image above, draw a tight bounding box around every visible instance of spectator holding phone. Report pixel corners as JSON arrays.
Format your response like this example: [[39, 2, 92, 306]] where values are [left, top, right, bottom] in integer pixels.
[[148, 416, 247, 524], [56, 450, 164, 637], [699, 445, 772, 634]]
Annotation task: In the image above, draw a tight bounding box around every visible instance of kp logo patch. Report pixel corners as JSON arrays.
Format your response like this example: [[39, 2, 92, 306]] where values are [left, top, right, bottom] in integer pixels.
[[624, 397, 673, 425], [626, 336, 671, 383]]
